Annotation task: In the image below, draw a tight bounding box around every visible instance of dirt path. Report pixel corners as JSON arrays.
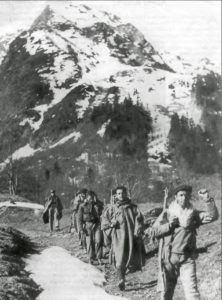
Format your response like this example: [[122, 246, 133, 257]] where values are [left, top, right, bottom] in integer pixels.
[[0, 206, 221, 300], [19, 225, 159, 300], [22, 228, 165, 300]]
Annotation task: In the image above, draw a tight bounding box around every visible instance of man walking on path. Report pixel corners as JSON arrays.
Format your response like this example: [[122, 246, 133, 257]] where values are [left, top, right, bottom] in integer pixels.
[[69, 189, 87, 234], [77, 190, 103, 264], [101, 186, 145, 291], [150, 185, 218, 300], [43, 189, 63, 233], [101, 189, 116, 260]]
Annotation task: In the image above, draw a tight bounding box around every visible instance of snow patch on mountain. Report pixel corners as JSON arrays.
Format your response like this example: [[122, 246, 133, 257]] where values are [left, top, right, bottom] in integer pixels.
[[3, 3, 216, 166], [0, 144, 40, 170], [12, 144, 39, 160], [76, 152, 89, 163], [20, 104, 49, 131], [50, 131, 81, 148], [49, 3, 121, 29], [0, 130, 81, 170], [83, 43, 136, 83], [97, 120, 111, 137], [0, 30, 22, 64]]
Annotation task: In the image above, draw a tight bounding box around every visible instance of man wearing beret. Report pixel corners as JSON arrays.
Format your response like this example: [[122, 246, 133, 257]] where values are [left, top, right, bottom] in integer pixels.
[[150, 185, 218, 300]]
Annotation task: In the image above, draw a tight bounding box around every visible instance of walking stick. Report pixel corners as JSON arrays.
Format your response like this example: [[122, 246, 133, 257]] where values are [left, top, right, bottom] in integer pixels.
[[158, 187, 168, 291], [110, 189, 113, 204]]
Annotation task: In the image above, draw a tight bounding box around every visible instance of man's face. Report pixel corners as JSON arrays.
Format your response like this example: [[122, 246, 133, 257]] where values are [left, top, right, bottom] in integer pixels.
[[51, 191, 55, 196], [80, 193, 86, 201], [115, 189, 126, 201], [175, 190, 191, 208], [86, 194, 93, 203]]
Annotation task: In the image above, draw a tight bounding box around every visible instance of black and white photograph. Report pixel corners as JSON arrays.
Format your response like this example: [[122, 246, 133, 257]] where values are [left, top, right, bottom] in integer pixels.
[[0, 1, 221, 299]]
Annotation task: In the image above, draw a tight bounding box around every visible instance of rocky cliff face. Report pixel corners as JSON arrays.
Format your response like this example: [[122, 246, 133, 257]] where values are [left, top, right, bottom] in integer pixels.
[[0, 3, 220, 202]]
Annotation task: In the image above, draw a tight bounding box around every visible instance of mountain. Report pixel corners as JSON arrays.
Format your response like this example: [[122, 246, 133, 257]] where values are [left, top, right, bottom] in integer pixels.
[[0, 3, 220, 203], [0, 30, 22, 64]]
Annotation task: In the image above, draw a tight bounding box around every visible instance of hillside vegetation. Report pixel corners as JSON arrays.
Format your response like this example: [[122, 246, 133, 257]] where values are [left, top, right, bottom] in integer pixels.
[[0, 3, 221, 208]]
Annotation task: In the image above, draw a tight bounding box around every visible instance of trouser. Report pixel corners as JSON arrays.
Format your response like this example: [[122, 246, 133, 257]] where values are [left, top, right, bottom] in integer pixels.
[[103, 229, 112, 257], [161, 255, 200, 300], [70, 212, 78, 233], [48, 207, 59, 232], [116, 265, 126, 281], [115, 238, 130, 284], [84, 222, 102, 260]]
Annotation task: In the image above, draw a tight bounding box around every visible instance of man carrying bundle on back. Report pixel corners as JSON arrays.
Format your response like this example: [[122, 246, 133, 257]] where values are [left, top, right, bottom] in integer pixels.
[[77, 190, 103, 265], [69, 189, 87, 235], [149, 185, 218, 300]]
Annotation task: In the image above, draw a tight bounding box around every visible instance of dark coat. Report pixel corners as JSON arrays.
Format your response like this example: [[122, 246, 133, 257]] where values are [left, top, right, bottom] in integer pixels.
[[101, 199, 145, 271], [42, 195, 63, 224], [77, 202, 101, 232]]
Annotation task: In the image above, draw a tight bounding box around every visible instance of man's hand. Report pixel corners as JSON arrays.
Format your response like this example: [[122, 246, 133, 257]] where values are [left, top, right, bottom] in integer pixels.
[[111, 220, 118, 228], [198, 189, 210, 201], [134, 227, 143, 237], [169, 216, 179, 229]]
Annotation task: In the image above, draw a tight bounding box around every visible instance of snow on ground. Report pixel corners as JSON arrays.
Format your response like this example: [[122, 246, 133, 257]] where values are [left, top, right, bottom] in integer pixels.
[[76, 98, 90, 119], [0, 130, 81, 167], [21, 3, 203, 158], [24, 29, 80, 131], [97, 120, 111, 137], [25, 30, 59, 55], [83, 43, 136, 83], [50, 131, 81, 148], [0, 201, 44, 210], [40, 53, 78, 88], [50, 3, 121, 29], [25, 246, 127, 300], [23, 15, 138, 128], [20, 104, 49, 131], [76, 152, 89, 163], [12, 144, 40, 160]]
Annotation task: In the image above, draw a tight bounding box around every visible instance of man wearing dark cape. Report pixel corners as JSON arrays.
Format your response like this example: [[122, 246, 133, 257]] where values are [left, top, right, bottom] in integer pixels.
[[43, 189, 63, 233]]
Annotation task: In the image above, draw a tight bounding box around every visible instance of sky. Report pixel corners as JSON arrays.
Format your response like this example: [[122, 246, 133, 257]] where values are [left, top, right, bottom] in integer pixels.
[[0, 1, 221, 67]]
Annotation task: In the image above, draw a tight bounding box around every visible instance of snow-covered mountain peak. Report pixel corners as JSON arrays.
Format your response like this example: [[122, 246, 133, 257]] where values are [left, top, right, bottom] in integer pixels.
[[19, 3, 174, 135], [0, 30, 22, 64], [31, 3, 122, 31], [0, 3, 218, 166], [194, 57, 220, 75]]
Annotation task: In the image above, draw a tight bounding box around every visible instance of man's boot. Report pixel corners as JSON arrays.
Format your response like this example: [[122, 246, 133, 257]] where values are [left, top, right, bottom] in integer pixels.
[[117, 267, 125, 291]]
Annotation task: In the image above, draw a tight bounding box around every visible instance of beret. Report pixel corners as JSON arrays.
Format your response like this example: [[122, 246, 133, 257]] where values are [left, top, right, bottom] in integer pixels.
[[174, 185, 192, 195]]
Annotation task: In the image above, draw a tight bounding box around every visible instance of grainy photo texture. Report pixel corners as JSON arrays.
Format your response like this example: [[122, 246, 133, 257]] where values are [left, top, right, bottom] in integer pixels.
[[0, 1, 221, 300]]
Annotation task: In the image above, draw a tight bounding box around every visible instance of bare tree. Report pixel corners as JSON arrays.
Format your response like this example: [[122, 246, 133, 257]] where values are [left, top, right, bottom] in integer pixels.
[[6, 155, 18, 195]]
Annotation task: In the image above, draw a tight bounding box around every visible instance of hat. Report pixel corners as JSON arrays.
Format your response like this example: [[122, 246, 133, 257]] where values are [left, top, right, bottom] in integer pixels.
[[79, 188, 88, 195], [174, 185, 192, 195], [50, 189, 55, 193]]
